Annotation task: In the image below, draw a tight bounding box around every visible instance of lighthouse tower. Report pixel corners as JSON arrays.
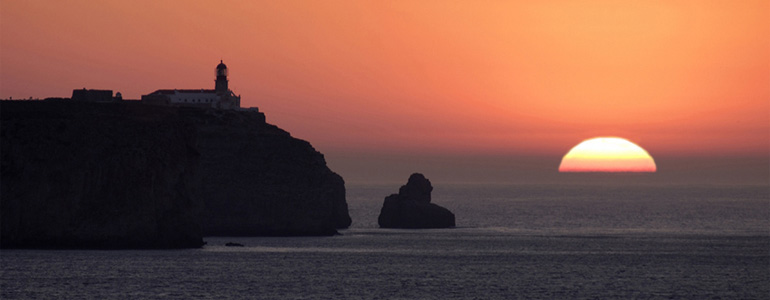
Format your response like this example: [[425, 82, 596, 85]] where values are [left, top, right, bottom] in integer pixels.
[[215, 60, 229, 94]]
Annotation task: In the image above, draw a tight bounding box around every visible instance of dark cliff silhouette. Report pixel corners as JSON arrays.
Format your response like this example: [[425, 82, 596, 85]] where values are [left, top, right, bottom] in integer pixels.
[[378, 173, 455, 229], [0, 101, 351, 249], [183, 108, 351, 236], [1, 101, 202, 248]]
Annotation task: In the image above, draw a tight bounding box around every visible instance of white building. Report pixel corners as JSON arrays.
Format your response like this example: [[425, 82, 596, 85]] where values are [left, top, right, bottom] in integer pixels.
[[142, 61, 241, 109]]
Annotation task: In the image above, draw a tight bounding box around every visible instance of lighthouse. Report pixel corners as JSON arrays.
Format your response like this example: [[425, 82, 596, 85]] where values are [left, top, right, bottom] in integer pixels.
[[215, 60, 229, 94], [141, 60, 241, 109]]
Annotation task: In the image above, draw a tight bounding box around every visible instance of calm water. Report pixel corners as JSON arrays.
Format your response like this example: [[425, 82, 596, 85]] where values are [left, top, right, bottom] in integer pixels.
[[3, 184, 769, 299]]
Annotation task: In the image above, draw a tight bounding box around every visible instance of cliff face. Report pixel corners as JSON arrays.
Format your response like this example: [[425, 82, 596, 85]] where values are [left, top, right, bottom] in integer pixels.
[[1, 101, 351, 248], [1, 101, 203, 248], [181, 108, 351, 236]]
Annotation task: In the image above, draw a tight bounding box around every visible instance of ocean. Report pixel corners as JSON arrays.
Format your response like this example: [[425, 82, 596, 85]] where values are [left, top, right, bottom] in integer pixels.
[[2, 184, 768, 299]]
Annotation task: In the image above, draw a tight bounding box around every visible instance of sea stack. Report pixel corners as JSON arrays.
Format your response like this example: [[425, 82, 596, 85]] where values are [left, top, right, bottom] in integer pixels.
[[378, 173, 455, 229]]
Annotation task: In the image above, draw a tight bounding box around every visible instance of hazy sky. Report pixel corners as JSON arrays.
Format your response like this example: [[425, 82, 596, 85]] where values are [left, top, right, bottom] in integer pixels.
[[2, 1, 768, 184]]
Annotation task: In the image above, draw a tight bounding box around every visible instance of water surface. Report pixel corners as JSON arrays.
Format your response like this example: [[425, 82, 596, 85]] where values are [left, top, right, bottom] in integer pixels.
[[2, 184, 768, 299]]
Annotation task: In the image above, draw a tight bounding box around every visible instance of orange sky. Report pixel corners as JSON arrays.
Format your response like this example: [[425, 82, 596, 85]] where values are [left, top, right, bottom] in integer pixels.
[[2, 1, 768, 168]]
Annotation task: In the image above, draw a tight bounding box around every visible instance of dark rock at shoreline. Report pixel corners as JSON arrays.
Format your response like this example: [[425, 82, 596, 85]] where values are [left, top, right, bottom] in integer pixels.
[[0, 101, 351, 249], [181, 108, 351, 236], [378, 173, 455, 229], [1, 101, 203, 249]]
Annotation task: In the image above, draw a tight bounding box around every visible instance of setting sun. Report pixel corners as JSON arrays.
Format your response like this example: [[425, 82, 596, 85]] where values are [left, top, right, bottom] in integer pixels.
[[559, 137, 657, 172]]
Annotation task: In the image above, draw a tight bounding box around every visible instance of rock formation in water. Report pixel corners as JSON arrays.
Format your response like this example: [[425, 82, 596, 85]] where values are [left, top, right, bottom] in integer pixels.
[[1, 101, 351, 249], [378, 173, 455, 228], [1, 101, 203, 248]]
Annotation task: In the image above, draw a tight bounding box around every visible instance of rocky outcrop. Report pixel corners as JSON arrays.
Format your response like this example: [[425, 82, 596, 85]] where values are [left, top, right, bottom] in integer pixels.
[[378, 173, 455, 228], [0, 101, 352, 248], [1, 101, 203, 248], [180, 108, 351, 236]]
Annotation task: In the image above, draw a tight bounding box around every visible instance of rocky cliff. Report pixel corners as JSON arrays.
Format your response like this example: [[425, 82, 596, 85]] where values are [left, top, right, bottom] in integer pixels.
[[1, 101, 351, 248], [1, 101, 202, 248], [180, 108, 351, 236]]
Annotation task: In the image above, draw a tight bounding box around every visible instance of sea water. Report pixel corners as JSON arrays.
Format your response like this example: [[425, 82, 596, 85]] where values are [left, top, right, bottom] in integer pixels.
[[2, 184, 768, 299]]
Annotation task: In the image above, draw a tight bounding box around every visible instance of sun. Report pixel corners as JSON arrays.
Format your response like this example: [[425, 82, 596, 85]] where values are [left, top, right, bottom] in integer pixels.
[[559, 137, 656, 172]]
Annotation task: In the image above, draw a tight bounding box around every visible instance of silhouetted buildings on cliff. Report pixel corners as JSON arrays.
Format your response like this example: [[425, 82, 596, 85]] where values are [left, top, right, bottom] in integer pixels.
[[141, 60, 241, 109], [63, 61, 241, 110], [71, 89, 121, 102]]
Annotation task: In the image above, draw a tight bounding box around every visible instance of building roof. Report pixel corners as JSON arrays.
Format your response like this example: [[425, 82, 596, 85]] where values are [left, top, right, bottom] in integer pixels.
[[147, 89, 217, 95]]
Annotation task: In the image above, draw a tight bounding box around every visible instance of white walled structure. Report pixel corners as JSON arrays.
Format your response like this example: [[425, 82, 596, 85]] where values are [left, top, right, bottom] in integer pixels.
[[142, 61, 241, 109]]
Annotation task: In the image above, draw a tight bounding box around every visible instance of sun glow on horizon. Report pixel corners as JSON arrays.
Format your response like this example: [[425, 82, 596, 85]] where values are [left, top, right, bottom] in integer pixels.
[[559, 137, 657, 172]]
